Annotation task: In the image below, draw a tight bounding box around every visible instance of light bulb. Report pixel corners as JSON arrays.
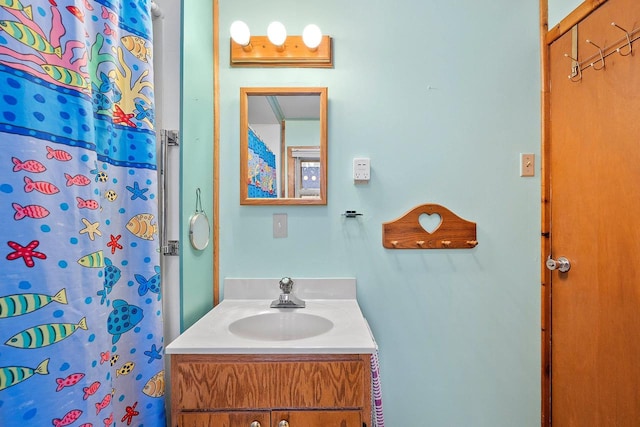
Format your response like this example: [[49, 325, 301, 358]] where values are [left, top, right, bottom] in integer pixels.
[[230, 20, 250, 46], [267, 21, 287, 46], [302, 24, 322, 49]]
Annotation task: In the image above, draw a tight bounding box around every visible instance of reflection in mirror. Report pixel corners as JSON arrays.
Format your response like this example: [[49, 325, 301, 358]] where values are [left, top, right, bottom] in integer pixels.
[[240, 87, 327, 205]]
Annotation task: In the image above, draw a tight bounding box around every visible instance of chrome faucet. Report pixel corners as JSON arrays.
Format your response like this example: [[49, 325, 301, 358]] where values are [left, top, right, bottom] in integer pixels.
[[270, 277, 305, 308]]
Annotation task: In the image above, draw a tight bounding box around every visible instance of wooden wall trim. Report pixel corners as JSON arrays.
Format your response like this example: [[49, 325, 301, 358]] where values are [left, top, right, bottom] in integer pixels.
[[546, 0, 608, 44], [540, 1, 551, 425], [213, 0, 220, 306]]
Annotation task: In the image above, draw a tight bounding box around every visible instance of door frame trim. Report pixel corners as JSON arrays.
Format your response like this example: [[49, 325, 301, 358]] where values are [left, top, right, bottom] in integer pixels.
[[539, 1, 609, 426], [212, 0, 220, 306], [539, 3, 550, 425]]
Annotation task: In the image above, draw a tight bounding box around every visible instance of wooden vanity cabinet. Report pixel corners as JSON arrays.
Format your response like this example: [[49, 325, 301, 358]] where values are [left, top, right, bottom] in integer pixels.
[[171, 354, 372, 427]]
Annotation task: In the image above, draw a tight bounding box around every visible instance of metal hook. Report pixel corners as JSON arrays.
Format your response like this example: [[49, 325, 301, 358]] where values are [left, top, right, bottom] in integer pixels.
[[564, 53, 582, 82], [611, 22, 633, 56], [585, 39, 605, 70], [195, 188, 203, 212]]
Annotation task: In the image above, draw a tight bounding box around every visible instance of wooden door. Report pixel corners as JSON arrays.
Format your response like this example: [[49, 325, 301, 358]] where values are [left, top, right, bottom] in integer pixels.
[[547, 0, 640, 425]]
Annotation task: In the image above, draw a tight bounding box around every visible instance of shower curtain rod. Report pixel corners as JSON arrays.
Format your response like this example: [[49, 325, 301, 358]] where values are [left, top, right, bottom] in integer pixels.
[[151, 1, 163, 19]]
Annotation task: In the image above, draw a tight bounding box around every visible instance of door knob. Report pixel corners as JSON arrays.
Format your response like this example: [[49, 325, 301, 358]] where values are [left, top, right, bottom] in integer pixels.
[[546, 256, 571, 273], [250, 422, 261, 427], [278, 421, 290, 427]]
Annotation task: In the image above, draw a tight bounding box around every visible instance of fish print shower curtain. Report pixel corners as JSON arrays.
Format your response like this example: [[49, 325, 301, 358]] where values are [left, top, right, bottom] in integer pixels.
[[0, 1, 165, 426]]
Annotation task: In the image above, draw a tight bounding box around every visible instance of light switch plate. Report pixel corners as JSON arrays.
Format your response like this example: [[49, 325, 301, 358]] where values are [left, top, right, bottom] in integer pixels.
[[273, 213, 287, 238], [520, 153, 535, 177]]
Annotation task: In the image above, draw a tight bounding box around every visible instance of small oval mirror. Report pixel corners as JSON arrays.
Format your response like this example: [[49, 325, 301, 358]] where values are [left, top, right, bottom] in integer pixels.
[[240, 87, 327, 205], [189, 212, 210, 250]]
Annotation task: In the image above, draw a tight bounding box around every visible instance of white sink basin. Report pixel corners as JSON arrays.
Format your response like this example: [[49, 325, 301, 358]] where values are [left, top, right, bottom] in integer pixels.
[[228, 312, 334, 341], [165, 278, 377, 354]]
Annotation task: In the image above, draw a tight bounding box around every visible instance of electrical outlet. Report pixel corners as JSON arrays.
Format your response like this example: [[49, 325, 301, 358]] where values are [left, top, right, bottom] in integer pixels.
[[520, 153, 535, 177], [353, 157, 370, 181]]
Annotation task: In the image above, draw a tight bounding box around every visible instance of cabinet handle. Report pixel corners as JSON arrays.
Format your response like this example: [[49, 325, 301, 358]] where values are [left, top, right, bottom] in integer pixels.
[[250, 422, 261, 427], [278, 421, 289, 427]]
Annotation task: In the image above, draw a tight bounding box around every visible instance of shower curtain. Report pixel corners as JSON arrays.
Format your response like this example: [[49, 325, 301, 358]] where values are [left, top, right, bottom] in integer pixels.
[[248, 128, 277, 198], [0, 1, 165, 426]]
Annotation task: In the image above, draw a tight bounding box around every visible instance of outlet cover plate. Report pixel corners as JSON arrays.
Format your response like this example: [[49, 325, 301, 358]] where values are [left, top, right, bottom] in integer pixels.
[[353, 157, 370, 181]]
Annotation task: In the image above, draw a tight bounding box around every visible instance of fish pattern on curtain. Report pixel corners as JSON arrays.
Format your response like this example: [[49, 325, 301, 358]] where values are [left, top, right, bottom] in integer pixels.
[[0, 1, 165, 426]]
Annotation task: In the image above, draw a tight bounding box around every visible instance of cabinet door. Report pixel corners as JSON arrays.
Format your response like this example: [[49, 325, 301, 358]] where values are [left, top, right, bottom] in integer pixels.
[[179, 411, 270, 427], [271, 410, 362, 427]]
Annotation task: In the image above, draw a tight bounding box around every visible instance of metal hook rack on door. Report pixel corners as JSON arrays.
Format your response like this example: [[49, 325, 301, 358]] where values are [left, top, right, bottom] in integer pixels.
[[564, 20, 640, 82]]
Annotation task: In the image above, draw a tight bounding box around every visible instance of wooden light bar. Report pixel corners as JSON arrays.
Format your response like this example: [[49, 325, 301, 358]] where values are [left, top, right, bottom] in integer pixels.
[[230, 35, 333, 68]]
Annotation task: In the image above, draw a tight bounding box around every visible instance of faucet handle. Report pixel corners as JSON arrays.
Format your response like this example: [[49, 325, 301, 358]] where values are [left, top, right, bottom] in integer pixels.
[[279, 277, 294, 293]]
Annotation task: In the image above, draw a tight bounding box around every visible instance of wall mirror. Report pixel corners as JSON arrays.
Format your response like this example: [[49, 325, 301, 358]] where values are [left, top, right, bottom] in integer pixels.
[[240, 87, 327, 205]]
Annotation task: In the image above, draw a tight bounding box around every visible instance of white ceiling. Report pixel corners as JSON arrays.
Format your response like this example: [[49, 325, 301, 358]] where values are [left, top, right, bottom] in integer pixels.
[[248, 94, 320, 124]]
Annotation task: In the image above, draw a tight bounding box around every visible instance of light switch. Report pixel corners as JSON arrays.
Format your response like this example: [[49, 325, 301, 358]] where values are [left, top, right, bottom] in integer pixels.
[[273, 213, 287, 238], [520, 153, 535, 177]]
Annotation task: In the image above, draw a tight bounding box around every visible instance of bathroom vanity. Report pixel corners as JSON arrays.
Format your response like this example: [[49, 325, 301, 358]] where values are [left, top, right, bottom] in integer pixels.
[[171, 353, 370, 426], [166, 278, 377, 427]]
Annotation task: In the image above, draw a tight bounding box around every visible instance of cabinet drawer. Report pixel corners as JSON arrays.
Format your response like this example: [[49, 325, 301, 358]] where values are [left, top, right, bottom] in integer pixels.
[[179, 411, 269, 427], [273, 361, 366, 408], [272, 410, 362, 427], [173, 358, 270, 409], [173, 355, 368, 410]]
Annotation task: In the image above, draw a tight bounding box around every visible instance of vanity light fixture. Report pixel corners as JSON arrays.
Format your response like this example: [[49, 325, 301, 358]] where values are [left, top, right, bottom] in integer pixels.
[[230, 21, 332, 68]]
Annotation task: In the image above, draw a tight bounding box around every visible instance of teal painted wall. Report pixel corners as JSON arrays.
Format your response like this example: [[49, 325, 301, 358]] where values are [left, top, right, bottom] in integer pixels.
[[180, 0, 215, 329], [185, 0, 541, 425], [549, 0, 582, 27]]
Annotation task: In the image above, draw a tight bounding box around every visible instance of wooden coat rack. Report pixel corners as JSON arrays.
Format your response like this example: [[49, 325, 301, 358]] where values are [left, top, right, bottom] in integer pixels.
[[382, 203, 478, 249]]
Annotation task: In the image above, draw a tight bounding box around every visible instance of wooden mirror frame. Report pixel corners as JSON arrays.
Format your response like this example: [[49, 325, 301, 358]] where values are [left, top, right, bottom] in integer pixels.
[[239, 87, 328, 205]]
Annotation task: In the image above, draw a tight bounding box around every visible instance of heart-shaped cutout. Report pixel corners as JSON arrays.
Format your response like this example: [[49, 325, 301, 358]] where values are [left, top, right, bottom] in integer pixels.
[[419, 213, 442, 234]]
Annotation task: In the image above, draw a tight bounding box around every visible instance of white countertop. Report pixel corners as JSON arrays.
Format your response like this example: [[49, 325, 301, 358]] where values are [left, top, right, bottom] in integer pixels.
[[165, 278, 377, 355]]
